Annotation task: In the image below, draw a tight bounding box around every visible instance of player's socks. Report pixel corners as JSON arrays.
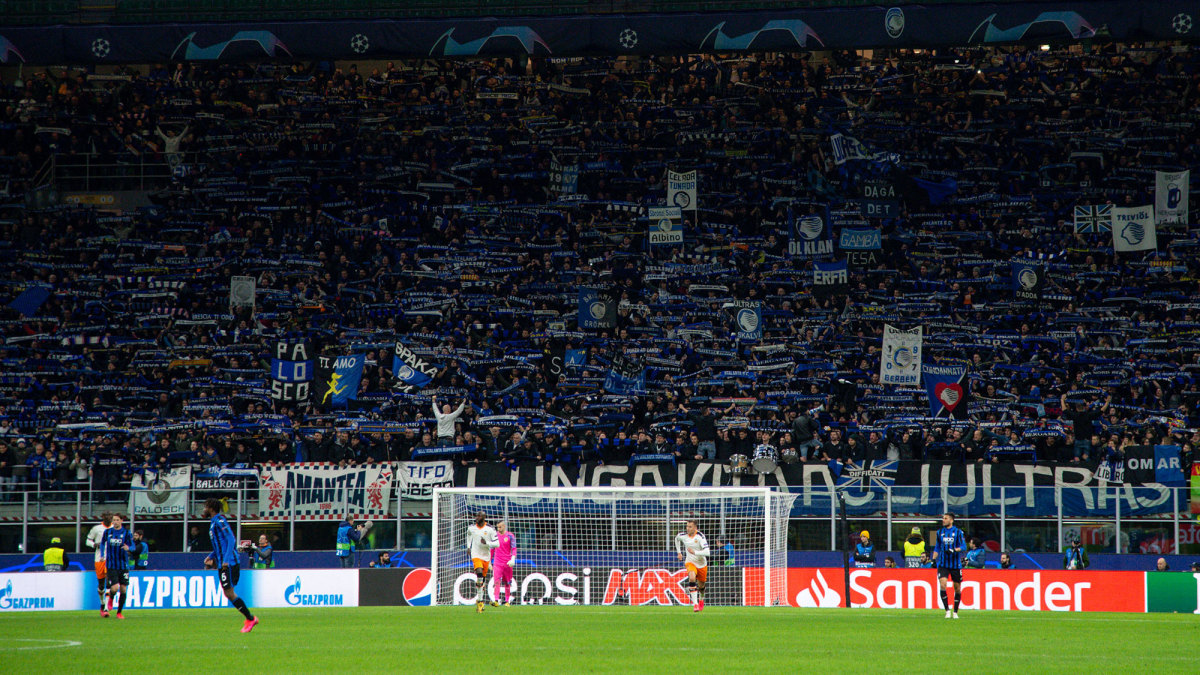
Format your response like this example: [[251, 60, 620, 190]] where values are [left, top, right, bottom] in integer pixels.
[[954, 595, 961, 613], [948, 587, 956, 609], [939, 590, 948, 609], [117, 591, 126, 614], [232, 597, 254, 620]]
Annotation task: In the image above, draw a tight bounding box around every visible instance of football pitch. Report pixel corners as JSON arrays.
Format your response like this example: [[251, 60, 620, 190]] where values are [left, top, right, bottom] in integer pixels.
[[2, 606, 1194, 673]]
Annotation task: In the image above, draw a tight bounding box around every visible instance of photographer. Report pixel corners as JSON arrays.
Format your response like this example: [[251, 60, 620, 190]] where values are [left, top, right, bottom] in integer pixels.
[[247, 534, 274, 569], [335, 515, 372, 568]]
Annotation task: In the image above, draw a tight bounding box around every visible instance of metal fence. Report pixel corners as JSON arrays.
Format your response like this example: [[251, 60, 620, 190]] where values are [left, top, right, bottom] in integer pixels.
[[0, 483, 1194, 557]]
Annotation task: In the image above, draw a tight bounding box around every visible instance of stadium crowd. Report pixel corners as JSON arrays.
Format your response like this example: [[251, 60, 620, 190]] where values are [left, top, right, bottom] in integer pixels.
[[1, 42, 1198, 497]]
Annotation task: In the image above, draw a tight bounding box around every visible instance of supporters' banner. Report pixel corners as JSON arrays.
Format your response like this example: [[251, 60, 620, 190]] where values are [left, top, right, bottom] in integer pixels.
[[1122, 445, 1185, 485], [1112, 205, 1157, 252], [258, 463, 394, 519], [130, 466, 192, 516], [860, 178, 898, 200], [1097, 455, 1126, 484], [1155, 170, 1189, 227], [647, 206, 683, 245], [230, 275, 256, 310], [270, 340, 313, 403], [788, 204, 833, 258], [542, 341, 565, 387], [830, 133, 899, 166], [667, 169, 697, 211], [921, 364, 969, 419], [732, 301, 762, 342], [395, 461, 454, 500], [1153, 445, 1185, 486], [1073, 204, 1112, 234], [565, 349, 586, 368], [831, 460, 898, 492], [316, 354, 364, 408], [550, 157, 579, 195], [578, 288, 616, 330], [1010, 260, 1044, 301], [604, 353, 645, 395], [392, 342, 437, 393], [881, 325, 922, 386], [813, 260, 848, 297], [838, 228, 881, 250], [7, 286, 51, 318]]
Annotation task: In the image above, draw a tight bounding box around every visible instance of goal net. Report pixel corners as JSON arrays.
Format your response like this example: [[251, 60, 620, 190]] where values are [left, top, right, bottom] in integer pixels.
[[432, 487, 795, 607]]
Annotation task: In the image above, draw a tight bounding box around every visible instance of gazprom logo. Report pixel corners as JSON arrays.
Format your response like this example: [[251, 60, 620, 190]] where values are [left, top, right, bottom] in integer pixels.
[[0, 579, 55, 610], [285, 576, 344, 607]]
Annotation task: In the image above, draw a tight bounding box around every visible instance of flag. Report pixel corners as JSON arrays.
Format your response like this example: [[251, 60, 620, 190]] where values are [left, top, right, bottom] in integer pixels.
[[578, 287, 616, 330], [831, 460, 898, 491], [1155, 170, 1189, 226], [7, 286, 51, 317], [542, 340, 565, 386], [667, 169, 697, 211], [813, 260, 848, 297], [732, 301, 762, 342], [788, 204, 833, 258], [1112, 205, 1156, 252], [550, 156, 579, 195], [316, 354, 364, 408], [392, 342, 437, 392], [647, 206, 683, 245], [1073, 204, 1112, 234], [565, 349, 586, 368], [230, 275, 256, 310], [881, 324, 922, 386], [922, 363, 969, 419], [1011, 259, 1044, 301], [604, 353, 645, 395]]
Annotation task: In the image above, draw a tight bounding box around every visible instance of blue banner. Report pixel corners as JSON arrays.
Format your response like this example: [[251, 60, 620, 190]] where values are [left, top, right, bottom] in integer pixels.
[[578, 288, 616, 330], [321, 354, 364, 406], [392, 342, 436, 392], [922, 363, 969, 419], [604, 353, 645, 395], [7, 286, 51, 317], [1011, 260, 1044, 301], [788, 204, 833, 259], [1155, 445, 1185, 486], [838, 228, 882, 250]]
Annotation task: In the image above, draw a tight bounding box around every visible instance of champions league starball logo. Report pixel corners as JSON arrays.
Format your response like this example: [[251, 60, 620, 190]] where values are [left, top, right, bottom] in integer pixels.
[[618, 28, 638, 49], [350, 34, 370, 54], [1173, 14, 1193, 34], [1018, 268, 1038, 290], [736, 308, 760, 333], [885, 8, 905, 39]]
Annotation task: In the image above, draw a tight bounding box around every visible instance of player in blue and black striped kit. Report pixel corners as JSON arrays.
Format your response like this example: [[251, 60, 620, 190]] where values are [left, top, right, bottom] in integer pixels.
[[100, 513, 134, 619], [202, 499, 258, 633], [931, 512, 966, 619]]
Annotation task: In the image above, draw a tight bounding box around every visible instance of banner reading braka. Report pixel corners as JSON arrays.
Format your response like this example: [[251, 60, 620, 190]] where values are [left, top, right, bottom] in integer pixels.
[[258, 463, 394, 519]]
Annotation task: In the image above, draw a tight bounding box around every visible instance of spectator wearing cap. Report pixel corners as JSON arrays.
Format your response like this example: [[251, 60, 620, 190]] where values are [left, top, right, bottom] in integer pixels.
[[1063, 538, 1089, 570], [43, 537, 68, 571], [853, 530, 875, 568], [903, 526, 926, 568]]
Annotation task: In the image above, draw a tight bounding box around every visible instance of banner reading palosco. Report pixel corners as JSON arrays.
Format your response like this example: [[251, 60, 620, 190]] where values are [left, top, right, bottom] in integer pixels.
[[0, 570, 359, 611], [743, 568, 1149, 612]]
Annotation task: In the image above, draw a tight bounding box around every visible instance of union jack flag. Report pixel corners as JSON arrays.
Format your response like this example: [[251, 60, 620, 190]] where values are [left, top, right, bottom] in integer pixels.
[[832, 459, 899, 492], [1073, 204, 1112, 234]]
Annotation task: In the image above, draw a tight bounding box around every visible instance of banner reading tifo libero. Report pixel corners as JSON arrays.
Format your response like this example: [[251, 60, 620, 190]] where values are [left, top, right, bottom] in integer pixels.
[[258, 463, 394, 519]]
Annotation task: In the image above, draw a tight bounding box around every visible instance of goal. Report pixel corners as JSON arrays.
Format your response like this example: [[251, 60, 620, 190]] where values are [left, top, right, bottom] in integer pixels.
[[431, 487, 796, 607]]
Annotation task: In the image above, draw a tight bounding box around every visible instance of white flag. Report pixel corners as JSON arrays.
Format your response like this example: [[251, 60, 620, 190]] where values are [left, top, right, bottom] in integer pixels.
[[230, 275, 256, 310], [130, 466, 191, 516], [667, 170, 697, 211], [1155, 170, 1189, 226], [881, 325, 922, 386], [1111, 205, 1157, 252]]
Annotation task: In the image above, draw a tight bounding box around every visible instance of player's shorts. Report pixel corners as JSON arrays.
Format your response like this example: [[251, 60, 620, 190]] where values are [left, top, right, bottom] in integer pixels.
[[685, 563, 708, 583], [105, 569, 130, 587], [219, 564, 241, 590], [493, 562, 514, 584], [95, 561, 107, 586], [472, 558, 490, 576], [937, 567, 962, 584]]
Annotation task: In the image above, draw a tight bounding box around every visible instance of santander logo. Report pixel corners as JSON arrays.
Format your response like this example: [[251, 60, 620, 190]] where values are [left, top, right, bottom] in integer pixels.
[[795, 570, 841, 608]]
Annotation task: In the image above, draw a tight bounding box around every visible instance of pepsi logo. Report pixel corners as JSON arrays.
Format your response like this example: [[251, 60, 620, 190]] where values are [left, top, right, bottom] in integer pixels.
[[402, 567, 434, 606]]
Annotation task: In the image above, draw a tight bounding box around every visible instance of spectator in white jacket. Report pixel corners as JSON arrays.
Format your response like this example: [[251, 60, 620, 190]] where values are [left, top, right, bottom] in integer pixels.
[[432, 397, 465, 446]]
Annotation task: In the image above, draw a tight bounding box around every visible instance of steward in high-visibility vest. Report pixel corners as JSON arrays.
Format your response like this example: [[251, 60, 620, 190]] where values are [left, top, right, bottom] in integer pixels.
[[44, 537, 68, 571], [903, 527, 926, 568]]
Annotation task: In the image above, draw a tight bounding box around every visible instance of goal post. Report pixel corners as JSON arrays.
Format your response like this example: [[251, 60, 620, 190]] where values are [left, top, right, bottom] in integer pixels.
[[431, 486, 796, 607]]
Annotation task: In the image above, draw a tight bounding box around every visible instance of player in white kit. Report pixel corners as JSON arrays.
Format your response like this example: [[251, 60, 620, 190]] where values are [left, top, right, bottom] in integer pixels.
[[466, 512, 498, 613], [674, 520, 711, 613]]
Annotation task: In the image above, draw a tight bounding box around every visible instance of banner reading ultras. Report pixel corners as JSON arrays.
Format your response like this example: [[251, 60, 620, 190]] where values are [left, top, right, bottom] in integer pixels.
[[258, 463, 394, 519], [743, 568, 1145, 612]]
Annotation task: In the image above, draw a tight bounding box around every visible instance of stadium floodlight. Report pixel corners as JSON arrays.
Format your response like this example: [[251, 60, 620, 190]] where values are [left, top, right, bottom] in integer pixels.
[[432, 487, 796, 607]]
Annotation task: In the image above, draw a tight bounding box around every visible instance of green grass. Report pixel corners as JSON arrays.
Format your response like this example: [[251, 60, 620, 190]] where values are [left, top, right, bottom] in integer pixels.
[[1, 606, 1195, 673]]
